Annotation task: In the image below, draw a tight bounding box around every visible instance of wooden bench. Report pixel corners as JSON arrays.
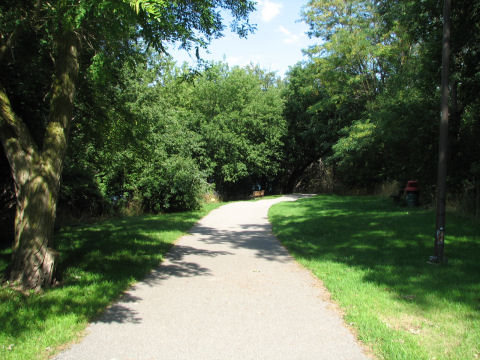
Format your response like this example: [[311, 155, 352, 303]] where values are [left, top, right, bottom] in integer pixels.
[[252, 190, 265, 198]]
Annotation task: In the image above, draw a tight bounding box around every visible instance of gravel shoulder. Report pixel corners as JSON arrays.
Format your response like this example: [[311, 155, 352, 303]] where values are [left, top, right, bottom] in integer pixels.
[[55, 195, 370, 360]]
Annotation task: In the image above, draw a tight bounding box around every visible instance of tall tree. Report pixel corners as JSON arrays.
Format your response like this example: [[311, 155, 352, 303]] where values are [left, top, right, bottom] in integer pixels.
[[280, 62, 336, 192], [183, 63, 286, 197], [0, 0, 255, 289], [434, 0, 451, 263], [300, 0, 400, 187]]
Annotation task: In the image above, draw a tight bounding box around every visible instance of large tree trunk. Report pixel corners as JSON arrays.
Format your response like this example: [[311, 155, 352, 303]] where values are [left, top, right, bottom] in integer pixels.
[[9, 163, 59, 288], [0, 31, 79, 289]]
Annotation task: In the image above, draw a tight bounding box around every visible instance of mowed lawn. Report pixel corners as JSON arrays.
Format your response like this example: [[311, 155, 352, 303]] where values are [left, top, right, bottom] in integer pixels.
[[0, 203, 223, 360], [269, 195, 480, 360]]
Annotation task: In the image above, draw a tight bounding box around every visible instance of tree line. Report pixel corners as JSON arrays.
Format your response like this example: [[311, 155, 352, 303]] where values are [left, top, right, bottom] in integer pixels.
[[64, 57, 285, 216], [283, 0, 479, 206], [1, 0, 479, 290]]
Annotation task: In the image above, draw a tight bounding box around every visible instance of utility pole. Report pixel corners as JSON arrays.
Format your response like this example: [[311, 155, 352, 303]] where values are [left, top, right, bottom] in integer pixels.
[[432, 0, 451, 264]]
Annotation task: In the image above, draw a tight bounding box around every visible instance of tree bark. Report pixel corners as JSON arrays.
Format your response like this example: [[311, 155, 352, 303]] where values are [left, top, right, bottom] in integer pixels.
[[9, 163, 58, 289], [0, 30, 79, 289], [285, 162, 313, 193], [433, 0, 451, 263]]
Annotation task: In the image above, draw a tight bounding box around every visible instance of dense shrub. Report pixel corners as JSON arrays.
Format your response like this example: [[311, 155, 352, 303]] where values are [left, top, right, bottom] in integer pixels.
[[58, 163, 109, 219], [137, 156, 209, 212]]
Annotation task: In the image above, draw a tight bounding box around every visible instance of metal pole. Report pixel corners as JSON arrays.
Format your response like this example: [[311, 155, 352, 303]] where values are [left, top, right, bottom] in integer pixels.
[[433, 0, 451, 264]]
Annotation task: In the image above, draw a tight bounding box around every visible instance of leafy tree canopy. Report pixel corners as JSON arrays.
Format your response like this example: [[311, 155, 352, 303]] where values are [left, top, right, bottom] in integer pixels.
[[0, 0, 256, 289]]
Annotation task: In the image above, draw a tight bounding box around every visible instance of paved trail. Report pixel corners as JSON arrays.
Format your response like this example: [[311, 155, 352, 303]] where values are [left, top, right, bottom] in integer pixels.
[[55, 195, 369, 360]]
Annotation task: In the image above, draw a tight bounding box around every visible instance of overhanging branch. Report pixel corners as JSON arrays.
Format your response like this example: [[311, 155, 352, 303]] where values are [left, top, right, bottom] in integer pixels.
[[0, 84, 38, 188]]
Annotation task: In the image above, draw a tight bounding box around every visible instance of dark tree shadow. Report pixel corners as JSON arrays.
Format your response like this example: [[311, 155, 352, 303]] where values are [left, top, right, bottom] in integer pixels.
[[190, 223, 291, 262], [98, 303, 142, 324]]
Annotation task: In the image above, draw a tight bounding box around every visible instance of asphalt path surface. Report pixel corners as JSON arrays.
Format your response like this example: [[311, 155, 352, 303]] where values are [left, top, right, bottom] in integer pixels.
[[55, 195, 370, 360]]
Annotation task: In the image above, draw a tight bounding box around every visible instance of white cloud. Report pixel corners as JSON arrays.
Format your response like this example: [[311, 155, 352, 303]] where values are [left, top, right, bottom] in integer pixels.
[[259, 0, 282, 22], [276, 25, 301, 44], [278, 25, 290, 36]]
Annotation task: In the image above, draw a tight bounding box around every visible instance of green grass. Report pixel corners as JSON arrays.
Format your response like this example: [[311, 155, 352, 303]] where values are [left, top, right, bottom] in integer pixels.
[[0, 202, 223, 360], [269, 195, 480, 360]]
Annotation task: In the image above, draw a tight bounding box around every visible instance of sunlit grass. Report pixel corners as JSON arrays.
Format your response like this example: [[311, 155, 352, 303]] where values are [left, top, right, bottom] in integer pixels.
[[0, 202, 223, 360], [269, 195, 480, 360]]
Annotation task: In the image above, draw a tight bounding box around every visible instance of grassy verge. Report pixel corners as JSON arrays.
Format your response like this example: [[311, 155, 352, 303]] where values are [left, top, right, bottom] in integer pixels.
[[269, 195, 480, 360], [0, 202, 223, 360]]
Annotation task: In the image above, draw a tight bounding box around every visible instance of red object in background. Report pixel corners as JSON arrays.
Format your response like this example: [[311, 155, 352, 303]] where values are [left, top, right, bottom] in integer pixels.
[[405, 180, 419, 192]]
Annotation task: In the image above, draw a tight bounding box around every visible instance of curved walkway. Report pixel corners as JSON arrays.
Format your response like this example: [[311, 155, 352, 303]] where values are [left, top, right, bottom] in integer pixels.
[[55, 195, 369, 360]]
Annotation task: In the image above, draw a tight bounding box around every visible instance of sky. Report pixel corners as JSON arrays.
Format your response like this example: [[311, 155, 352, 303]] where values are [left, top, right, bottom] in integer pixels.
[[169, 0, 317, 78]]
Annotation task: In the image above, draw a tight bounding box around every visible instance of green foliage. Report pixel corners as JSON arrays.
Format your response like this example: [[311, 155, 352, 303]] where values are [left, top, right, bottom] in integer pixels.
[[331, 120, 378, 186], [137, 156, 209, 212], [270, 195, 480, 360], [58, 162, 108, 219], [64, 52, 286, 212], [280, 62, 337, 191], [70, 53, 209, 213], [184, 63, 286, 196], [284, 0, 480, 200]]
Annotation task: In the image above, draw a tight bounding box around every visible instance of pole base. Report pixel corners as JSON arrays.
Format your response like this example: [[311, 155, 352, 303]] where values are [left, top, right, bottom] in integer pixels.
[[427, 255, 448, 265]]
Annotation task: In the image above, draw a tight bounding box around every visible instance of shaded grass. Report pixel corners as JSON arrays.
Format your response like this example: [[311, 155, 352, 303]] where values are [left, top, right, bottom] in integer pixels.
[[269, 195, 480, 360], [0, 248, 10, 282], [0, 202, 223, 360]]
